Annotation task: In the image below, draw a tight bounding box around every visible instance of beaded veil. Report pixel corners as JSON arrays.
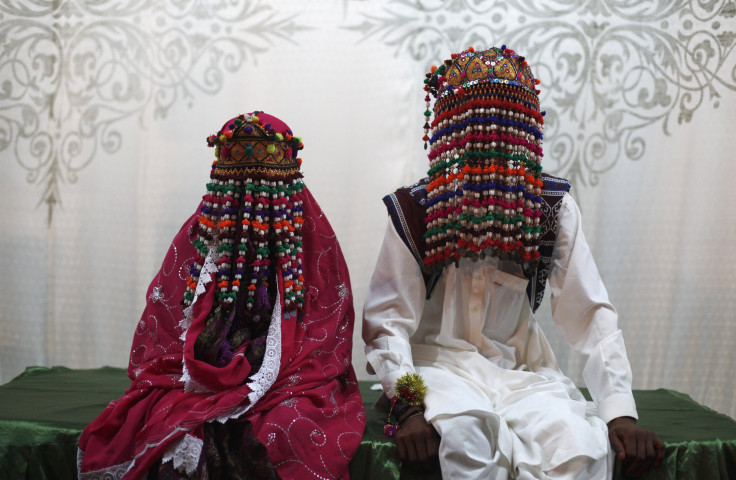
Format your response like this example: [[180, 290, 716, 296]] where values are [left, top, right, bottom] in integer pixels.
[[182, 112, 306, 365], [422, 46, 545, 273]]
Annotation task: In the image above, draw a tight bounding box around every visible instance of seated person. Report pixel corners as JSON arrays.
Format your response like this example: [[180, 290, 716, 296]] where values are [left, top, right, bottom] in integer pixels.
[[362, 46, 664, 479], [78, 112, 365, 479]]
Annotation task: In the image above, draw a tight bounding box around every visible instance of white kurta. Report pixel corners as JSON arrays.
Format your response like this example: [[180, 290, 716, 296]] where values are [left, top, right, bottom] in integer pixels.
[[363, 193, 638, 479]]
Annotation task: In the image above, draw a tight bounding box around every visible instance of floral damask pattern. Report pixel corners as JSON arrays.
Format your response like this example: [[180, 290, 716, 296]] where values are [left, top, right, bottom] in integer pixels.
[[0, 0, 306, 223], [345, 0, 736, 187], [3, 0, 736, 219]]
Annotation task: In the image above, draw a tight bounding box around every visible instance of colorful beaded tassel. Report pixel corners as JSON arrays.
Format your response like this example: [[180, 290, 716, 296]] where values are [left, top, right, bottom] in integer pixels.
[[182, 113, 305, 320], [422, 46, 545, 273]]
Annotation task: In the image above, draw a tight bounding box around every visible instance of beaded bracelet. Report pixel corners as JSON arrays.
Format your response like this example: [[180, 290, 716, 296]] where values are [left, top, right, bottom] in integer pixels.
[[384, 373, 428, 438], [398, 406, 425, 425]]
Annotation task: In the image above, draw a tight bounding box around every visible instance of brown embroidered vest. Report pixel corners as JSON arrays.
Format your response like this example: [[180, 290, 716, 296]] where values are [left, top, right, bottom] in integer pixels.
[[382, 174, 571, 312]]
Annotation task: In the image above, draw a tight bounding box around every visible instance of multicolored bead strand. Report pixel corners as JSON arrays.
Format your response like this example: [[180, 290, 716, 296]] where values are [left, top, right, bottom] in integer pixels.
[[422, 46, 545, 273], [189, 112, 307, 321]]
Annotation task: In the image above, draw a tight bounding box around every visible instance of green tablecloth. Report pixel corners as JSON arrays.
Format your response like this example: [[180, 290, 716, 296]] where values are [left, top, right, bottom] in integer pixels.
[[1, 366, 735, 479]]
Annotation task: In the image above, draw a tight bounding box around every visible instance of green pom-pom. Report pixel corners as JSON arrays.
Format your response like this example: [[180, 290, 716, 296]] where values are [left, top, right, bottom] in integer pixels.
[[275, 133, 284, 141], [266, 144, 276, 154]]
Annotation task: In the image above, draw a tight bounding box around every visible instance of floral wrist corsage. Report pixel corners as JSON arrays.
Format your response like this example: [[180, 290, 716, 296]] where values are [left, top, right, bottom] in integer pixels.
[[384, 372, 428, 438]]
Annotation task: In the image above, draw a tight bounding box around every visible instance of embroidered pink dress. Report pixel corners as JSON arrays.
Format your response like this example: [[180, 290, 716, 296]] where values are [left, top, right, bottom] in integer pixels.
[[78, 114, 365, 480]]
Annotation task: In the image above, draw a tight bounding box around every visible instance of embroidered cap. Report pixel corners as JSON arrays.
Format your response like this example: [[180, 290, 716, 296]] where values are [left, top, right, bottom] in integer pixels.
[[206, 112, 303, 179]]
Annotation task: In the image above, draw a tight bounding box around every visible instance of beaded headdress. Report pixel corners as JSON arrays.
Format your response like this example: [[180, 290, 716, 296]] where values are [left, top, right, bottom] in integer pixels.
[[422, 46, 545, 273], [183, 112, 306, 325]]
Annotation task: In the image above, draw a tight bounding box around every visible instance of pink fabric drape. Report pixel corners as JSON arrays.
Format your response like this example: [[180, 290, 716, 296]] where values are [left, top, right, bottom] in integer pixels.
[[78, 186, 365, 479]]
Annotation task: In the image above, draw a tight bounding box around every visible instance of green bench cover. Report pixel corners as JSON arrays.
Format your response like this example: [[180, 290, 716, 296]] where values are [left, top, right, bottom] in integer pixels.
[[1, 366, 734, 479]]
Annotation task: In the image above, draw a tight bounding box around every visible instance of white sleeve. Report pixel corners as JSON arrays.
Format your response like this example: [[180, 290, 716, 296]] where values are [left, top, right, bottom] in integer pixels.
[[547, 194, 638, 424], [362, 218, 426, 398]]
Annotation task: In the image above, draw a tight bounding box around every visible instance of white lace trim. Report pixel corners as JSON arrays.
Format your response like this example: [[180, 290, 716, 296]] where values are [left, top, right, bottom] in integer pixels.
[[78, 288, 282, 480], [246, 292, 282, 403], [180, 247, 218, 392], [77, 448, 133, 480], [214, 290, 283, 423], [179, 249, 283, 407], [78, 431, 203, 479], [180, 247, 218, 336], [161, 433, 203, 476]]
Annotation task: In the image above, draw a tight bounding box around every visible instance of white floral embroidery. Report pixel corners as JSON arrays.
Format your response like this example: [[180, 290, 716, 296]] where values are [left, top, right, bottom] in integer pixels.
[[280, 397, 298, 407], [337, 282, 349, 299], [149, 285, 164, 302]]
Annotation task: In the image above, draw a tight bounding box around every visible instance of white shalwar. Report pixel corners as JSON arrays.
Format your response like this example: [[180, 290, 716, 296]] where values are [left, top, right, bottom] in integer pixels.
[[363, 194, 638, 480]]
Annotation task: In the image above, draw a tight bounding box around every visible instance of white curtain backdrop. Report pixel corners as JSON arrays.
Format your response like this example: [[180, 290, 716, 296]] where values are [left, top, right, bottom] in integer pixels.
[[1, 0, 735, 419]]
